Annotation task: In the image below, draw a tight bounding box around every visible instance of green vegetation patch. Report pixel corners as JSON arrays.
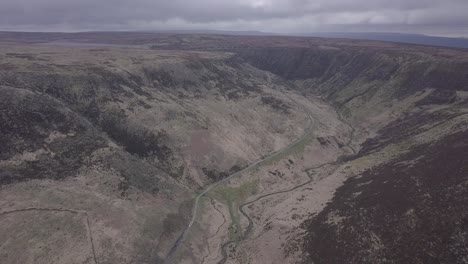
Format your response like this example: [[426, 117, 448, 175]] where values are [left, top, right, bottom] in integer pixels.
[[262, 131, 315, 166], [209, 181, 257, 241]]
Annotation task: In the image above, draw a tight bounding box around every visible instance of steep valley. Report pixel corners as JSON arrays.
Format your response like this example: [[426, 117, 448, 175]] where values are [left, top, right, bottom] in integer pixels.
[[1, 33, 468, 264]]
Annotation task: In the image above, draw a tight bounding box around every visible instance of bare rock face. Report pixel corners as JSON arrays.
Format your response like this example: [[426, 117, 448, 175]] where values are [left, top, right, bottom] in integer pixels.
[[1, 33, 468, 264]]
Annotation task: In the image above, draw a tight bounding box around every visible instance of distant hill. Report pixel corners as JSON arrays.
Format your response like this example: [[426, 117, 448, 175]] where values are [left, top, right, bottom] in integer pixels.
[[300, 32, 468, 49], [147, 31, 468, 49], [144, 29, 277, 36]]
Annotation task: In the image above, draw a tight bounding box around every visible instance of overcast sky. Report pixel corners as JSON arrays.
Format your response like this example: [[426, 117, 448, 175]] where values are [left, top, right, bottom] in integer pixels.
[[1, 0, 468, 37]]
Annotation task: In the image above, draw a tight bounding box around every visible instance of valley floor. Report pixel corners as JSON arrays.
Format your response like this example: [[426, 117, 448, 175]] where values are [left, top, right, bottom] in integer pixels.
[[2, 33, 468, 264], [169, 94, 362, 264]]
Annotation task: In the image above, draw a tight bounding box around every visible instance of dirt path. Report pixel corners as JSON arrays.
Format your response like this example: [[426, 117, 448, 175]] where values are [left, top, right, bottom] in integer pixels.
[[217, 109, 356, 264], [164, 113, 315, 264]]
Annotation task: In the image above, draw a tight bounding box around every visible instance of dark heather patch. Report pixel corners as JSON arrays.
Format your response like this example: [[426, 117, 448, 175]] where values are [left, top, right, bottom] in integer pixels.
[[100, 110, 172, 161], [416, 89, 457, 106], [202, 164, 244, 182], [301, 129, 468, 264], [103, 151, 162, 195], [0, 87, 106, 185], [357, 110, 455, 157], [260, 96, 291, 113]]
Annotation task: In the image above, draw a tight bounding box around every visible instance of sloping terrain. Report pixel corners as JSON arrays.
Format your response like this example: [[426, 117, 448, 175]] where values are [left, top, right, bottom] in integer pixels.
[[0, 44, 312, 186], [1, 32, 468, 264], [0, 40, 318, 263], [302, 109, 468, 264]]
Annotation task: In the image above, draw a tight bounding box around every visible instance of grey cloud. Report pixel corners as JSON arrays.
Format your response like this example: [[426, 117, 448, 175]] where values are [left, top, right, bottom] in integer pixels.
[[0, 0, 467, 36]]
